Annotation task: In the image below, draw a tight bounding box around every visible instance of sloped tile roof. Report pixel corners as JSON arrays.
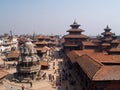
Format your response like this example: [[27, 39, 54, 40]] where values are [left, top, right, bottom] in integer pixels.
[[111, 40, 120, 44], [67, 50, 120, 80], [35, 46, 50, 51], [101, 32, 114, 35], [70, 50, 120, 63], [67, 50, 103, 79], [7, 50, 20, 58], [64, 34, 88, 39], [93, 66, 120, 81], [77, 55, 103, 79], [64, 44, 79, 47], [82, 41, 97, 46], [35, 35, 46, 39], [109, 48, 120, 52], [34, 41, 48, 45], [101, 43, 110, 46], [0, 70, 8, 79], [35, 47, 43, 51], [67, 29, 84, 32], [88, 53, 120, 63], [40, 61, 49, 66]]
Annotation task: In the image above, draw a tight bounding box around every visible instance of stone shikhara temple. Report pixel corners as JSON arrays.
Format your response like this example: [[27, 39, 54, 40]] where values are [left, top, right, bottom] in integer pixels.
[[16, 41, 41, 82]]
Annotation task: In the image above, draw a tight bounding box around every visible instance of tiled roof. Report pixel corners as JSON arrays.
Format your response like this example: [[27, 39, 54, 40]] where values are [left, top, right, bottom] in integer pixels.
[[118, 43, 120, 48], [70, 50, 120, 64], [45, 36, 50, 39], [67, 50, 103, 79], [35, 35, 50, 41], [86, 53, 120, 64], [101, 43, 110, 46], [73, 50, 95, 56], [7, 50, 20, 58], [67, 29, 84, 32], [35, 48, 43, 51], [35, 35, 46, 39], [111, 40, 120, 44], [109, 48, 120, 52], [102, 37, 113, 41], [101, 32, 114, 35], [67, 51, 80, 63], [43, 46, 50, 50], [77, 55, 103, 79], [67, 50, 91, 60], [67, 50, 120, 80], [49, 41, 57, 45], [50, 38, 56, 41], [34, 41, 48, 45], [82, 41, 97, 46], [40, 61, 49, 66], [35, 46, 50, 51], [93, 66, 120, 81], [63, 43, 79, 47], [0, 70, 8, 79], [92, 39, 101, 43], [64, 34, 88, 39]]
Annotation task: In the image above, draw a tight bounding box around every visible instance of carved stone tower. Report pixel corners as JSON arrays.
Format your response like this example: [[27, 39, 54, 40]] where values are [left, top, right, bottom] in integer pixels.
[[16, 41, 40, 81]]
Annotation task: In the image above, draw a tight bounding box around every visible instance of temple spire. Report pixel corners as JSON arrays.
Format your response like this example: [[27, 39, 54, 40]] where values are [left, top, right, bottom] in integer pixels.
[[104, 25, 111, 32], [70, 20, 80, 28], [10, 30, 13, 39], [33, 32, 35, 40], [73, 19, 77, 24]]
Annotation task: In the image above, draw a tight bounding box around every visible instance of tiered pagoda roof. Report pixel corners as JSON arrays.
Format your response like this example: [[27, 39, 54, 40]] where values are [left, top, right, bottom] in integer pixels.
[[101, 25, 116, 42], [67, 20, 84, 33], [98, 25, 120, 52], [64, 20, 88, 39]]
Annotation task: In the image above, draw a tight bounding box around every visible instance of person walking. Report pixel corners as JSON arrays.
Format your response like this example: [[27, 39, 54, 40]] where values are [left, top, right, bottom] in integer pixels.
[[52, 75, 54, 81], [48, 74, 51, 81], [10, 87, 13, 90], [66, 85, 68, 90], [21, 84, 25, 90], [30, 82, 32, 87]]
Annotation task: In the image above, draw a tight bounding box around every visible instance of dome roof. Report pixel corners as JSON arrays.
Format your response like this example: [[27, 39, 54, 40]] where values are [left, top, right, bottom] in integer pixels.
[[20, 41, 37, 55]]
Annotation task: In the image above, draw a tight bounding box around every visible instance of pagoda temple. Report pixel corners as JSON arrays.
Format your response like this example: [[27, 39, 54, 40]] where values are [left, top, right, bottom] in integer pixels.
[[63, 25, 120, 90], [16, 41, 41, 82], [100, 25, 119, 52], [63, 20, 88, 53]]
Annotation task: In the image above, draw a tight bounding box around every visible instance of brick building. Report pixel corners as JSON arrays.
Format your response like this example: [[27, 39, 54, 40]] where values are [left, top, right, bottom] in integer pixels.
[[66, 50, 120, 90], [63, 21, 120, 90]]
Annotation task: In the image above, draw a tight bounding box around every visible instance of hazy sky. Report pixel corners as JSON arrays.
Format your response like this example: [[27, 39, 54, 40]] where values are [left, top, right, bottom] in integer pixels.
[[0, 0, 120, 36]]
